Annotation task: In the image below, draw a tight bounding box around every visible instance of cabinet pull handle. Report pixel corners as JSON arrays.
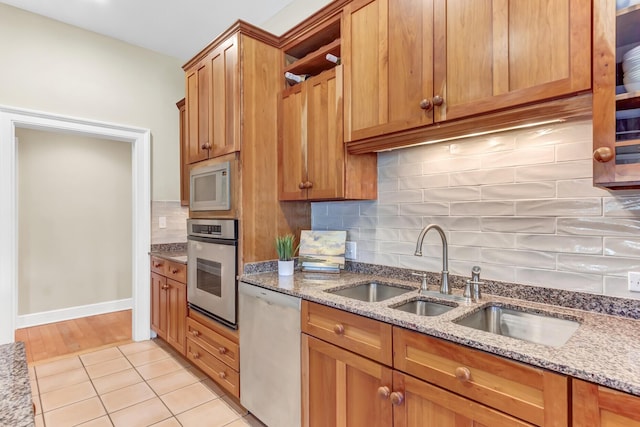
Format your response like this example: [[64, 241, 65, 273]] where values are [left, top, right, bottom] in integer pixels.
[[377, 386, 391, 400], [171, 268, 178, 274], [390, 391, 404, 406], [432, 95, 444, 106], [333, 324, 345, 335], [218, 347, 227, 355], [219, 371, 227, 380], [153, 262, 163, 268], [298, 182, 306, 189], [201, 143, 207, 150], [162, 284, 169, 290], [419, 98, 433, 111], [192, 352, 200, 359], [305, 181, 313, 189], [455, 367, 471, 383], [191, 330, 200, 337], [593, 147, 613, 163]]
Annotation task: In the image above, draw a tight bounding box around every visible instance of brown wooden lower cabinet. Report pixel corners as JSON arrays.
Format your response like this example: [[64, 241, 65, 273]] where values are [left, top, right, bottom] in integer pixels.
[[150, 256, 186, 356], [572, 379, 640, 426]]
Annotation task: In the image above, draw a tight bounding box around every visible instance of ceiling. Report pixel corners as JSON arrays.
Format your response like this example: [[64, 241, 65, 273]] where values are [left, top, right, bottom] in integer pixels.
[[0, 0, 305, 61]]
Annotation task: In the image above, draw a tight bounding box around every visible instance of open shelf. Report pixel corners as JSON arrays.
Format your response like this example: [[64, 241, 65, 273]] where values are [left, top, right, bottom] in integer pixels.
[[284, 39, 341, 77], [617, 5, 640, 46], [616, 90, 640, 109]]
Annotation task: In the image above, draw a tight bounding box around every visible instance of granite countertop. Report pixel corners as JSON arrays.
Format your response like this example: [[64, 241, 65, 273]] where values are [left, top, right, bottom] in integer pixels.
[[150, 243, 187, 265], [0, 342, 34, 427], [241, 269, 640, 397]]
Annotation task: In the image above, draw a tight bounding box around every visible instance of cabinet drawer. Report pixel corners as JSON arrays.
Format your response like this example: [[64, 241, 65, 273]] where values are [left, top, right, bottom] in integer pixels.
[[301, 301, 392, 365], [150, 256, 166, 275], [393, 328, 568, 426], [186, 339, 239, 398], [165, 260, 186, 284], [186, 317, 239, 370]]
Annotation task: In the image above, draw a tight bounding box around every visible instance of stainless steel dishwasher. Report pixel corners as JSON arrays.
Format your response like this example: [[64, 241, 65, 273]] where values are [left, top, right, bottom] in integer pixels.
[[239, 281, 301, 427]]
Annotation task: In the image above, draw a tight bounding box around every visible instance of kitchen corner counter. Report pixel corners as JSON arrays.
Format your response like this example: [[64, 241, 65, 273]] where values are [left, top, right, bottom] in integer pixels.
[[240, 269, 640, 397], [0, 342, 34, 427]]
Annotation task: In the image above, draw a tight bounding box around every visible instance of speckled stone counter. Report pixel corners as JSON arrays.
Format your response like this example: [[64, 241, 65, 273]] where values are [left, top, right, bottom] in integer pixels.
[[150, 242, 187, 265], [241, 268, 640, 397], [0, 342, 34, 427]]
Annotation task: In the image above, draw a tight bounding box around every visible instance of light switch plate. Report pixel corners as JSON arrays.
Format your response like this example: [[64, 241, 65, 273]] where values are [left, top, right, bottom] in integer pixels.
[[345, 241, 357, 260], [628, 271, 640, 292], [159, 216, 167, 229]]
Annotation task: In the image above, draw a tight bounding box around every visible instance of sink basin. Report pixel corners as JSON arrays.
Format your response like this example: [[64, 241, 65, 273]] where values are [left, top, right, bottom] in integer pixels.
[[453, 304, 580, 348], [326, 282, 412, 302], [392, 299, 457, 316]]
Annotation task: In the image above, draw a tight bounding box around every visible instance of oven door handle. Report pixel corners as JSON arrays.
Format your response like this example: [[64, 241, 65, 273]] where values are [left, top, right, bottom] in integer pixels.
[[187, 235, 238, 246]]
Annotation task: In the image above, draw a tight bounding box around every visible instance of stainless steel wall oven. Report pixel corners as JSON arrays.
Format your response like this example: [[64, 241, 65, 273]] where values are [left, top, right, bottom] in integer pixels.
[[187, 218, 238, 328]]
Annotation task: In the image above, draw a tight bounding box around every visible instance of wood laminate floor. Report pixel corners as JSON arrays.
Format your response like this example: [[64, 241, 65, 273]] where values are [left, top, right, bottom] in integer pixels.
[[15, 310, 132, 364]]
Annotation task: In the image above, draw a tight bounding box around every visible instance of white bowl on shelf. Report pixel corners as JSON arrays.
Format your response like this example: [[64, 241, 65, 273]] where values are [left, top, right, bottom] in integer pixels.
[[623, 56, 640, 73], [623, 45, 640, 62], [624, 81, 640, 93], [624, 70, 640, 82], [624, 64, 640, 76]]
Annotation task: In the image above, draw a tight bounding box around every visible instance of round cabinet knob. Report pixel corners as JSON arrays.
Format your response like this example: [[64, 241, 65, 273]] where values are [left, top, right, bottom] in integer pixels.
[[593, 147, 614, 163], [192, 352, 200, 359], [191, 330, 200, 337], [419, 99, 433, 111], [390, 391, 404, 406], [298, 182, 306, 189], [455, 366, 471, 383], [333, 324, 345, 335], [305, 181, 313, 189], [218, 347, 227, 355], [377, 386, 391, 400], [200, 143, 207, 150], [432, 95, 444, 106], [171, 268, 178, 274], [219, 371, 227, 380]]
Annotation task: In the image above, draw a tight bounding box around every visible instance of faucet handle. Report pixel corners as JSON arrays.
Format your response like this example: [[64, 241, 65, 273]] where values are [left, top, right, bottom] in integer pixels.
[[411, 272, 428, 291]]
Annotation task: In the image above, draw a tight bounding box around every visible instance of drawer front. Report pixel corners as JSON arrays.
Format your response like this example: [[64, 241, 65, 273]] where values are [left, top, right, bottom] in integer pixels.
[[186, 339, 239, 398], [301, 301, 392, 365], [187, 317, 239, 370], [150, 256, 166, 275], [393, 327, 569, 426], [165, 260, 186, 284]]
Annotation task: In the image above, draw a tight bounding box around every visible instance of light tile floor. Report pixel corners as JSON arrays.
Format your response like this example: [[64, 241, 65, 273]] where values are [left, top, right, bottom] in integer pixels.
[[29, 339, 265, 427]]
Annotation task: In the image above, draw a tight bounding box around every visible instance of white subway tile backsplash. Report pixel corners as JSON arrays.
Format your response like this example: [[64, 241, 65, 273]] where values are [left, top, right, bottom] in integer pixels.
[[557, 254, 640, 276], [558, 217, 640, 236], [450, 168, 514, 186], [604, 238, 640, 257], [603, 197, 640, 217], [515, 269, 603, 293], [450, 201, 515, 216], [482, 248, 556, 269], [515, 199, 601, 216], [309, 119, 640, 299], [481, 182, 556, 200], [151, 201, 187, 244], [423, 186, 480, 201], [399, 203, 449, 216], [515, 161, 592, 182], [517, 235, 603, 254], [481, 217, 556, 233]]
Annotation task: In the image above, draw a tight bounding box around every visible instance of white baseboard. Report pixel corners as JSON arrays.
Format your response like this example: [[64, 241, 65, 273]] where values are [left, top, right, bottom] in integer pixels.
[[16, 298, 133, 329]]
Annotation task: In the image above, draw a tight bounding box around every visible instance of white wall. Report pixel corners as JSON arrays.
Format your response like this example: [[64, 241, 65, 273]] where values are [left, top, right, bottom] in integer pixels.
[[313, 120, 640, 300], [260, 0, 334, 35], [0, 2, 183, 201], [17, 128, 132, 314]]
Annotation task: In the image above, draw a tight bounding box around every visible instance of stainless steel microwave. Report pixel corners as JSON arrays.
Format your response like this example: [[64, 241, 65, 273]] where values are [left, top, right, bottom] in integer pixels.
[[189, 161, 231, 211]]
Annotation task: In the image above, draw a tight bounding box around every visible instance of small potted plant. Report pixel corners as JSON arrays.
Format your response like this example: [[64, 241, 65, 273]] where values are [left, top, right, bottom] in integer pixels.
[[275, 234, 298, 276]]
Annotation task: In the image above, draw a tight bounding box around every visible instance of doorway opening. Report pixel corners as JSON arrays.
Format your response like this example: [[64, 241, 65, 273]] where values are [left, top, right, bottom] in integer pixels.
[[0, 105, 151, 345]]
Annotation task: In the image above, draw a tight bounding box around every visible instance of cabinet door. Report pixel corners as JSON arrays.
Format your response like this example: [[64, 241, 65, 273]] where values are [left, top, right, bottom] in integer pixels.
[[306, 67, 346, 200], [279, 83, 307, 200], [434, 0, 591, 122], [344, 0, 434, 142], [165, 279, 186, 356], [177, 99, 189, 206], [150, 272, 167, 339], [573, 379, 640, 426], [186, 60, 211, 163], [302, 334, 393, 427], [210, 35, 240, 157], [393, 371, 534, 427]]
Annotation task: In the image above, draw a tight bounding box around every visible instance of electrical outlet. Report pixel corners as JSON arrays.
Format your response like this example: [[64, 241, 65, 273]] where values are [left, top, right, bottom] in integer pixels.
[[629, 271, 640, 292], [345, 241, 357, 260], [158, 216, 167, 229]]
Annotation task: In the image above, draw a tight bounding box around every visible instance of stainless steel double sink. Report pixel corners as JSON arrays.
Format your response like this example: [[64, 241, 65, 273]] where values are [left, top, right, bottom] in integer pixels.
[[325, 282, 581, 348]]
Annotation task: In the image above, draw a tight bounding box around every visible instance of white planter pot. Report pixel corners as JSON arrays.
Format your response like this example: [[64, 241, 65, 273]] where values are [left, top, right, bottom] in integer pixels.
[[278, 260, 294, 276]]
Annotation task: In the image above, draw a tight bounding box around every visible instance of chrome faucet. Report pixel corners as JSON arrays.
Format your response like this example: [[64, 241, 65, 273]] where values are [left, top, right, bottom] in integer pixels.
[[414, 224, 450, 294]]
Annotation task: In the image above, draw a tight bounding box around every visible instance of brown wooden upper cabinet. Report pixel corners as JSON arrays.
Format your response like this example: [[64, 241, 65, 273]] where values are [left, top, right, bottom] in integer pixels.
[[185, 35, 239, 164], [278, 12, 377, 201], [343, 0, 591, 144], [593, 0, 640, 188]]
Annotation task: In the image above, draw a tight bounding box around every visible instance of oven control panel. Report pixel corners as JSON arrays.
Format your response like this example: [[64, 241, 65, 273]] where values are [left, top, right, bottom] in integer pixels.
[[187, 218, 237, 240]]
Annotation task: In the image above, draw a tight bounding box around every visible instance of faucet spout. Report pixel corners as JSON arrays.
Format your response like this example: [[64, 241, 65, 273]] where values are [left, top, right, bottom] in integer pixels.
[[414, 224, 450, 294]]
